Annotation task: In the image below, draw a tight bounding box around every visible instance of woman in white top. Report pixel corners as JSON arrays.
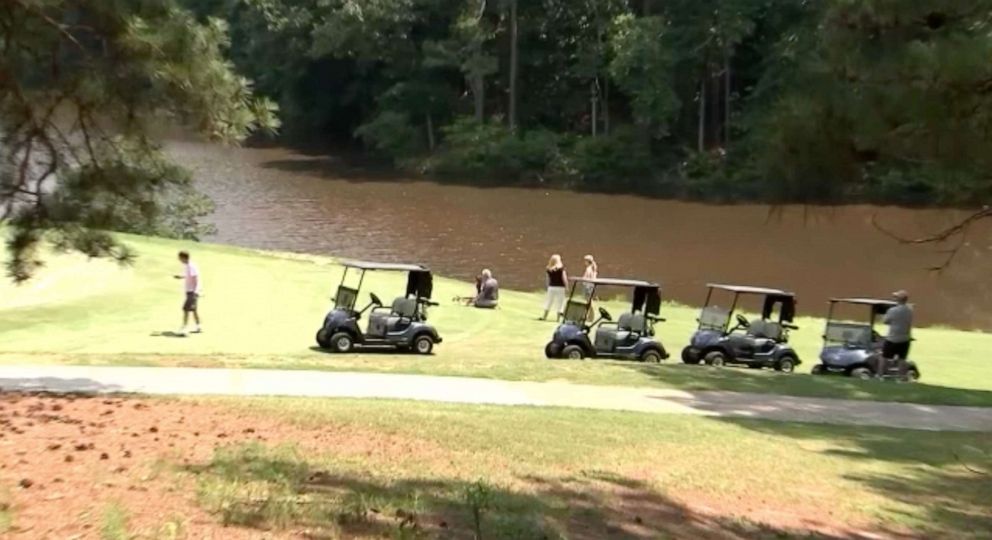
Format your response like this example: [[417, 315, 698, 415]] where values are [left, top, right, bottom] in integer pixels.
[[541, 254, 568, 320]]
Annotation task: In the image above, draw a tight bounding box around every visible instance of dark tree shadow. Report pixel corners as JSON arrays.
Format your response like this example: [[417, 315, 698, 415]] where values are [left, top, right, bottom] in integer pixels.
[[616, 363, 992, 408], [184, 442, 886, 540], [715, 419, 992, 538]]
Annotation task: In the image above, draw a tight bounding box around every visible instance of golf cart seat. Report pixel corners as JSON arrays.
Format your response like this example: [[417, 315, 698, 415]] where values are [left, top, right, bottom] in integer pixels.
[[618, 313, 647, 335], [368, 297, 418, 336], [747, 320, 782, 341]]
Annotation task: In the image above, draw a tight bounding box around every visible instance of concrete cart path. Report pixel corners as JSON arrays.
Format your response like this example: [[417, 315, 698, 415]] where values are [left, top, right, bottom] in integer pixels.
[[0, 365, 989, 432]]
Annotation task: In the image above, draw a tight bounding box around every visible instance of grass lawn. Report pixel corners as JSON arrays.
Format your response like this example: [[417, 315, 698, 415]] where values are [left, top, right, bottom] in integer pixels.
[[185, 397, 992, 538], [2, 233, 992, 406]]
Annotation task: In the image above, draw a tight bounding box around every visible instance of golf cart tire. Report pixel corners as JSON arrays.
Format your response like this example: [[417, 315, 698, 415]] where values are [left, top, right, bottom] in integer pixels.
[[704, 351, 726, 367], [811, 364, 825, 375], [562, 345, 585, 360], [641, 349, 663, 363], [413, 335, 434, 355], [544, 342, 560, 359], [316, 328, 331, 349], [908, 367, 921, 382], [775, 354, 797, 373], [330, 332, 354, 353], [850, 367, 873, 380], [681, 347, 700, 365]]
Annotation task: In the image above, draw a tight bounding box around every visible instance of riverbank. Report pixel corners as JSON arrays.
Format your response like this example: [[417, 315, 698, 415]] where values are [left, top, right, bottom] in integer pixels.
[[3, 233, 992, 407]]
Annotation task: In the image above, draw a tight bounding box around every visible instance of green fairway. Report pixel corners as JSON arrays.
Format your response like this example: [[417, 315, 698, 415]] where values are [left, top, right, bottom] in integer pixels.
[[2, 233, 992, 406], [187, 397, 992, 538]]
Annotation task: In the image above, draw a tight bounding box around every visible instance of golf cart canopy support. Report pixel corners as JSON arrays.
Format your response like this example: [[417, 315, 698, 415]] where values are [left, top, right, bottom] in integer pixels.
[[572, 278, 662, 316], [705, 283, 796, 322], [830, 298, 897, 317], [336, 260, 434, 309]]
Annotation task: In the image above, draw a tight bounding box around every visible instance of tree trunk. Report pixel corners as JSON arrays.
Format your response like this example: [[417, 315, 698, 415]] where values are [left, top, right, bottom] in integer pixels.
[[603, 77, 610, 135], [508, 0, 519, 131], [426, 113, 435, 151], [697, 77, 706, 152], [470, 75, 484, 122], [591, 79, 598, 136], [724, 48, 731, 147]]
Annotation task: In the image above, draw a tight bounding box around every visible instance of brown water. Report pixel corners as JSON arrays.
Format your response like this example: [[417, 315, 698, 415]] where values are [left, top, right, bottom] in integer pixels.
[[170, 141, 992, 329]]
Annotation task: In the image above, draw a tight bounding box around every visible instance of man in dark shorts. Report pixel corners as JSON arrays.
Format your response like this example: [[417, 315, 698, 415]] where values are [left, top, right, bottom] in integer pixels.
[[880, 290, 913, 379], [173, 251, 202, 336]]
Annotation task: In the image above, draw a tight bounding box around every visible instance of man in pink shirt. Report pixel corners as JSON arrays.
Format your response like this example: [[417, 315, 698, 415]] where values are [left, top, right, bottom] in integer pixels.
[[173, 251, 202, 336]]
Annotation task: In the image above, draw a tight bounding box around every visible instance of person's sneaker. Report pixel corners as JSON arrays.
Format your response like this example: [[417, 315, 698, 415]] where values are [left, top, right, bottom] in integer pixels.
[[191, 326, 202, 334], [176, 327, 188, 337]]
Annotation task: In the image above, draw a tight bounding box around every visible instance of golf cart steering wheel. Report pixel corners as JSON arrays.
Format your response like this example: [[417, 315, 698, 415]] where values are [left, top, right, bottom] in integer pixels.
[[599, 307, 612, 321], [369, 292, 383, 307], [735, 314, 750, 328]]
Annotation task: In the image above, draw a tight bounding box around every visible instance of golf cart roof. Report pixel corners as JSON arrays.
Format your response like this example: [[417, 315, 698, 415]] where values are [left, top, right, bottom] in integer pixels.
[[830, 297, 898, 307], [707, 283, 794, 297], [340, 260, 430, 272], [575, 277, 659, 288]]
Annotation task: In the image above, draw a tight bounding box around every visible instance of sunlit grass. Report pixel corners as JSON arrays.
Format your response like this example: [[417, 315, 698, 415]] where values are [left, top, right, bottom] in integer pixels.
[[2, 233, 992, 406], [180, 397, 992, 537]]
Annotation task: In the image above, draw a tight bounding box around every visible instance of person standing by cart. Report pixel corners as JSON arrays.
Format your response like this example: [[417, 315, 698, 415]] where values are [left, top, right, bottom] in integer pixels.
[[541, 254, 568, 320], [582, 255, 599, 321], [881, 290, 913, 380]]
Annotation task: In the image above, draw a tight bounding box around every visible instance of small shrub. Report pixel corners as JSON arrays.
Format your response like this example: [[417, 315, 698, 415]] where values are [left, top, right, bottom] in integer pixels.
[[355, 111, 426, 163], [428, 118, 563, 182], [568, 127, 654, 192]]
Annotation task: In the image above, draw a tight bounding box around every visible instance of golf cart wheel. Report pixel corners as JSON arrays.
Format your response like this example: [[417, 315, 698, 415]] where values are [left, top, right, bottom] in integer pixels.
[[413, 335, 434, 355], [908, 367, 920, 382], [641, 349, 663, 363], [811, 364, 825, 376], [316, 328, 330, 349], [330, 332, 354, 353], [775, 354, 797, 374], [562, 345, 585, 360], [704, 351, 726, 367], [850, 367, 873, 380], [544, 342, 561, 359], [681, 347, 700, 365]]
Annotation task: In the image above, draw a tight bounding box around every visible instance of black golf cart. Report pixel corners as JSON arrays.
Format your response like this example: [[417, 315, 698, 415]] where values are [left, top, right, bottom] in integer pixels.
[[315, 260, 442, 355], [681, 284, 801, 372], [812, 298, 920, 381], [544, 277, 669, 362]]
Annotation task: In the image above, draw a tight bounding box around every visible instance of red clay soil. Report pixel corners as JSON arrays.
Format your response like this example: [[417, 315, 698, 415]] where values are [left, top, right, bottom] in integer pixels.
[[0, 393, 902, 540]]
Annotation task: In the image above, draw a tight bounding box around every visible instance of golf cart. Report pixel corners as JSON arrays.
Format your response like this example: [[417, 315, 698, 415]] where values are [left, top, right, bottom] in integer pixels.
[[812, 298, 920, 381], [544, 277, 669, 362], [681, 284, 801, 372], [315, 260, 442, 355]]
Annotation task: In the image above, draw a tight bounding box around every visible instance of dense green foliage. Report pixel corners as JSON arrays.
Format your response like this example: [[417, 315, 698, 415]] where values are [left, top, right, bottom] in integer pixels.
[[0, 0, 277, 280], [190, 0, 992, 205]]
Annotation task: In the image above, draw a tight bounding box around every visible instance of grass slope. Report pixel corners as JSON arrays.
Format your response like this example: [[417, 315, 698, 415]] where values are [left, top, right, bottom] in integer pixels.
[[190, 397, 992, 538], [2, 234, 992, 406]]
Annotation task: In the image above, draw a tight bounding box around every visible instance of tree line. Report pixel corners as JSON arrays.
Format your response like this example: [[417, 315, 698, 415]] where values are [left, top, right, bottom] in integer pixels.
[[190, 0, 992, 205]]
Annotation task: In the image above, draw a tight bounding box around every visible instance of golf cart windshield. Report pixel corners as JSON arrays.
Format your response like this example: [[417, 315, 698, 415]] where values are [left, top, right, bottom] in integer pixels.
[[824, 322, 871, 347], [699, 306, 730, 330], [563, 300, 590, 325], [335, 286, 359, 311]]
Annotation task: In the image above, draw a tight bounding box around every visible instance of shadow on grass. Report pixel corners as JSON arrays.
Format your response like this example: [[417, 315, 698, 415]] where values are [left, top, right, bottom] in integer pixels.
[[619, 363, 992, 407], [185, 442, 858, 540], [720, 419, 992, 538]]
